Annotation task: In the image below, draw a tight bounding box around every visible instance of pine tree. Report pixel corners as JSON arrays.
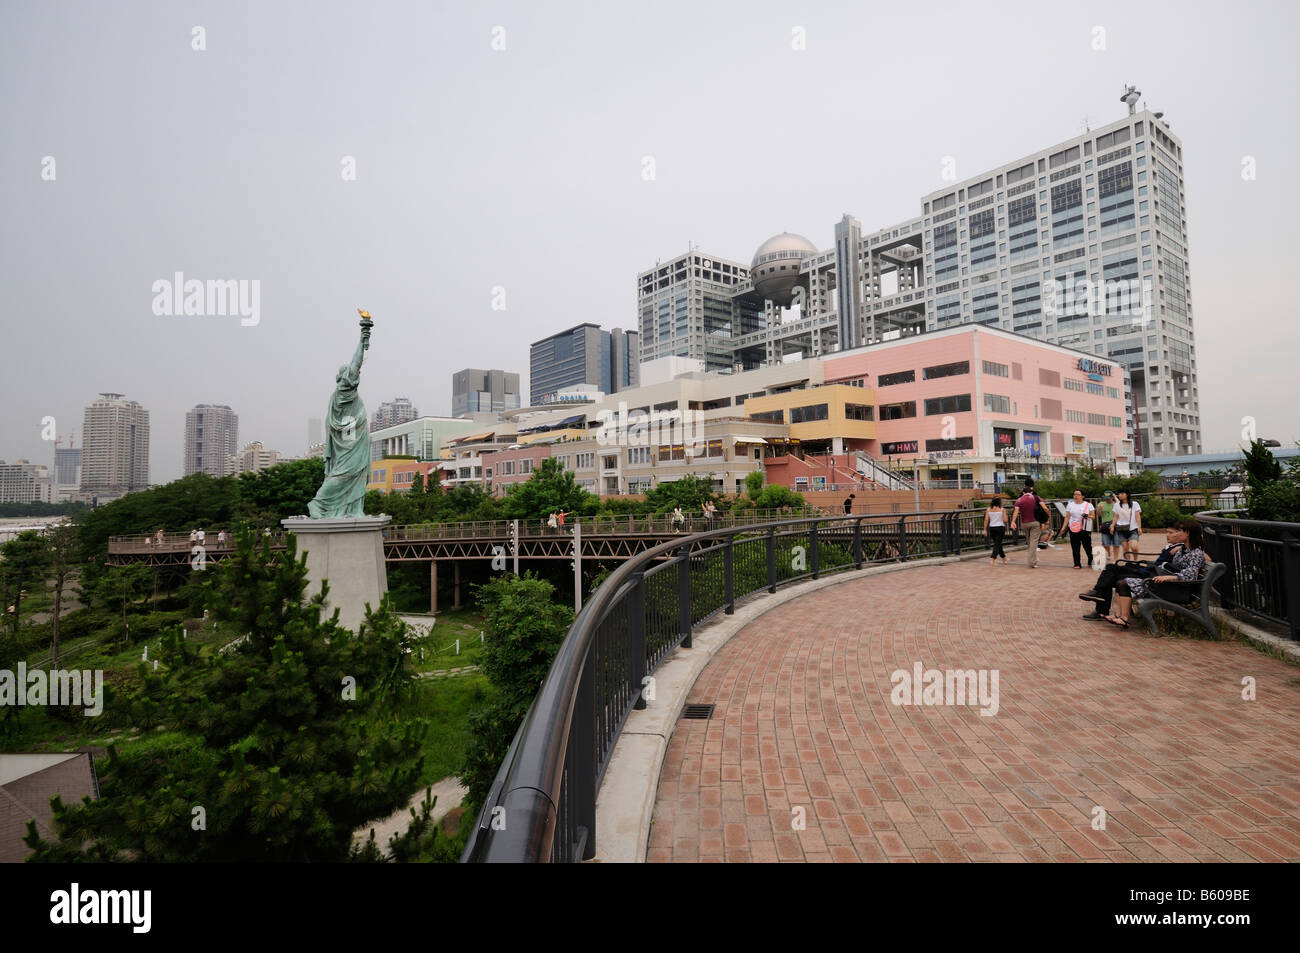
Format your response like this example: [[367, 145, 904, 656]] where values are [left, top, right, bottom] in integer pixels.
[[24, 527, 426, 862]]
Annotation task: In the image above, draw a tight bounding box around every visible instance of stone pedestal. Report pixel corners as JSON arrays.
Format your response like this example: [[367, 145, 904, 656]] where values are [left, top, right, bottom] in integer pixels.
[[281, 515, 390, 632]]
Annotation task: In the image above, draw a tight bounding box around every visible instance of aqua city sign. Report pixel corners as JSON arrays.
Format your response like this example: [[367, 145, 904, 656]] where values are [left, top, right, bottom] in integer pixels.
[[1077, 358, 1112, 380]]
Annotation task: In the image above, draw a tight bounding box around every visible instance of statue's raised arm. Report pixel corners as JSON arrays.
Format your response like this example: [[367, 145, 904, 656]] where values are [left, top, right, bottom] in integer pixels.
[[306, 312, 376, 519]]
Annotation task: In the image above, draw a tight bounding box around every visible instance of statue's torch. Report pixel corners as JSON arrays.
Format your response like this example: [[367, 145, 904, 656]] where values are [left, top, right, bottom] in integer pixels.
[[358, 309, 374, 350]]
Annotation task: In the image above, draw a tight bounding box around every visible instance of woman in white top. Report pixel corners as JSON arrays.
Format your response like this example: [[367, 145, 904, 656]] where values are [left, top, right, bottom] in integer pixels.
[[1064, 489, 1095, 569], [983, 497, 1008, 565], [1112, 490, 1142, 558]]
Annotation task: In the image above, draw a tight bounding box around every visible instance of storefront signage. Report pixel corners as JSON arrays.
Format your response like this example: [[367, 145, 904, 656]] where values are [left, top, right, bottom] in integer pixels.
[[993, 427, 1016, 449], [1022, 431, 1042, 457], [882, 440, 918, 455], [1076, 358, 1112, 380]]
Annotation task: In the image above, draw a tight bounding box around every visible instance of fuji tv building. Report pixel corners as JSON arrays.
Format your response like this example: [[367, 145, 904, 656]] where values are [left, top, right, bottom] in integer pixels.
[[637, 90, 1201, 461]]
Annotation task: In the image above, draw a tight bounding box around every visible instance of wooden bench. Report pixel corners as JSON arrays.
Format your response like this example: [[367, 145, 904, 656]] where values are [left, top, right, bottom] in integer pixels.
[[1133, 561, 1226, 638]]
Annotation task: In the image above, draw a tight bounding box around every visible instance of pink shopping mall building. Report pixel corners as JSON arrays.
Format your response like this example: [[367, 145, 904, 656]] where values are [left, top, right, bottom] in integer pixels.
[[821, 324, 1134, 488]]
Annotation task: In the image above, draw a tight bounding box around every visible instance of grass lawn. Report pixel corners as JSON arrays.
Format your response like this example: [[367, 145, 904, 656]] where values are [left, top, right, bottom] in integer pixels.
[[408, 609, 488, 671]]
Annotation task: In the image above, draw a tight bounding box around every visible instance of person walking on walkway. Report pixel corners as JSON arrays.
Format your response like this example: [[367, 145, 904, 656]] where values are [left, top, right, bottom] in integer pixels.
[[671, 506, 685, 532], [1097, 490, 1118, 564], [843, 493, 855, 514], [1113, 489, 1142, 559], [1065, 489, 1095, 570], [1009, 482, 1048, 568], [983, 496, 1008, 565]]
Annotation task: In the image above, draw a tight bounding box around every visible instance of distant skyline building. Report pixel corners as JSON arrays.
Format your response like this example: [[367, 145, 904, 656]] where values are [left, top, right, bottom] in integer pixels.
[[452, 368, 521, 418], [228, 441, 287, 475], [53, 438, 81, 501], [368, 416, 484, 463], [636, 94, 1199, 456], [307, 417, 323, 452], [183, 404, 239, 478], [0, 460, 54, 503], [370, 397, 420, 433], [80, 393, 149, 501], [529, 323, 639, 405]]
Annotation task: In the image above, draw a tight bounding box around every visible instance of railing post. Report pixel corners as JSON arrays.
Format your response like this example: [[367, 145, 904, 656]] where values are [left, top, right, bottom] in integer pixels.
[[629, 570, 648, 709], [724, 537, 735, 615], [572, 658, 597, 860], [810, 521, 820, 580], [1282, 531, 1300, 641], [767, 526, 777, 593], [1216, 525, 1238, 610], [677, 545, 693, 649], [853, 518, 863, 569], [897, 517, 907, 560]]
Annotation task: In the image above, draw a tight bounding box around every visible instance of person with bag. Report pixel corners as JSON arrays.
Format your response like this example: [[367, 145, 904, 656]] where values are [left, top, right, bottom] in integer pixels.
[[983, 496, 1008, 566], [1009, 481, 1049, 568], [1065, 489, 1095, 569], [1112, 489, 1142, 558], [1096, 490, 1119, 564], [1104, 521, 1208, 629], [1079, 523, 1195, 619]]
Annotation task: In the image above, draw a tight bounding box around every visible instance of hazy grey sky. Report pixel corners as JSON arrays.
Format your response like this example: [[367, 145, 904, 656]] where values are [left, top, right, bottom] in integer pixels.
[[2, 0, 1296, 481]]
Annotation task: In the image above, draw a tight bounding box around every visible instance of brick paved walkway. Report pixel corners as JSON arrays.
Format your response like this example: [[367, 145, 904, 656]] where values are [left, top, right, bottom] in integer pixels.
[[648, 546, 1300, 862]]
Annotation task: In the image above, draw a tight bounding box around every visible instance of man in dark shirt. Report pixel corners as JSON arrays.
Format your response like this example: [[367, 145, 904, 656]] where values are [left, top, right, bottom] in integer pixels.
[[1009, 482, 1045, 567], [843, 493, 855, 514]]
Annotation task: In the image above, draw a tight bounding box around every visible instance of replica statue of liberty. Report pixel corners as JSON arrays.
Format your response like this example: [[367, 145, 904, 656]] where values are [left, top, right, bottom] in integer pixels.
[[307, 311, 374, 518]]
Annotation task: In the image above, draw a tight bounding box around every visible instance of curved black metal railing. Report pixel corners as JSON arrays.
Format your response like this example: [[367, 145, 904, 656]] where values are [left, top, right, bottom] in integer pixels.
[[1194, 510, 1300, 640], [461, 508, 1000, 863]]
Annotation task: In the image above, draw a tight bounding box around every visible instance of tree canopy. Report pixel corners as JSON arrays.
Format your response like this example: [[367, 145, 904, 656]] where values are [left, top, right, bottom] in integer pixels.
[[24, 527, 425, 862]]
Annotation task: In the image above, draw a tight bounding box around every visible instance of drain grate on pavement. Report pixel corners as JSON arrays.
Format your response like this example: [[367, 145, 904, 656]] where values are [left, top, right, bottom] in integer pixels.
[[681, 703, 715, 720]]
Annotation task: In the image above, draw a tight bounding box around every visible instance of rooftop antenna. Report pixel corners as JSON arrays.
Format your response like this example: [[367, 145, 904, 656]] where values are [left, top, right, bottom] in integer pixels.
[[1080, 114, 1096, 133], [1120, 84, 1141, 116]]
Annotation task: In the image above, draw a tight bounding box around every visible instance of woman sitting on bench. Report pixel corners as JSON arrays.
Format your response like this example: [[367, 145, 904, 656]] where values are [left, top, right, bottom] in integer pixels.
[[1080, 523, 1194, 619], [1103, 520, 1207, 629]]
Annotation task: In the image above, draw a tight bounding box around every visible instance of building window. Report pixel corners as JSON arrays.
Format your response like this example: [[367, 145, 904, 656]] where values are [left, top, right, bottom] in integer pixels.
[[922, 361, 970, 380], [628, 446, 652, 465], [981, 360, 1009, 377], [878, 401, 917, 421], [1064, 378, 1085, 392], [748, 410, 784, 424], [576, 452, 595, 469], [983, 393, 1011, 414], [844, 403, 874, 421], [923, 394, 972, 415], [877, 369, 916, 387], [520, 458, 533, 474], [657, 444, 685, 462], [790, 403, 829, 424]]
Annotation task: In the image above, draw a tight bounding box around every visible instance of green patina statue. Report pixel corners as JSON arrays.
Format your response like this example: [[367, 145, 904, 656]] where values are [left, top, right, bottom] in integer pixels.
[[307, 312, 374, 518]]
